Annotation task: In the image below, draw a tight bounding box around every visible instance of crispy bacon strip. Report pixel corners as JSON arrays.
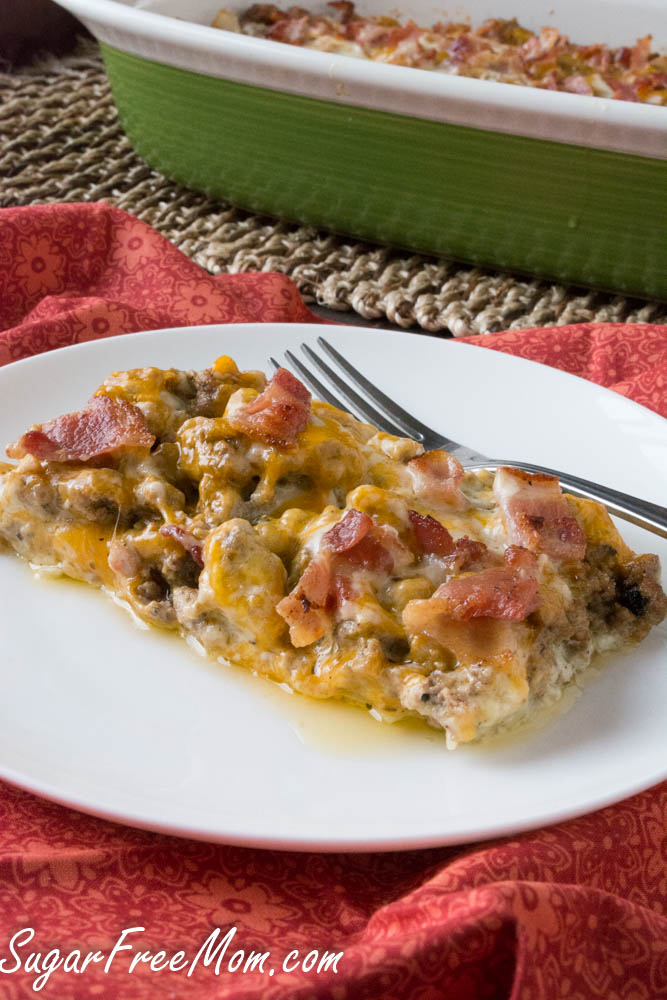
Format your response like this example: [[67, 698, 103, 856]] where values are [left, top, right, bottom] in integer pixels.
[[324, 508, 372, 552], [564, 74, 594, 95], [408, 509, 455, 557], [323, 509, 404, 573], [276, 558, 331, 647], [429, 566, 540, 622], [441, 536, 489, 574], [297, 556, 331, 606], [275, 556, 363, 648], [269, 14, 308, 42], [227, 368, 311, 447], [160, 525, 204, 568], [278, 509, 408, 645], [7, 395, 154, 463], [338, 530, 394, 573], [407, 509, 491, 572], [329, 572, 356, 609], [494, 467, 586, 563], [240, 3, 285, 26], [329, 0, 355, 23], [521, 25, 562, 61], [503, 544, 539, 573], [408, 450, 469, 510], [404, 548, 540, 631], [629, 35, 651, 70]]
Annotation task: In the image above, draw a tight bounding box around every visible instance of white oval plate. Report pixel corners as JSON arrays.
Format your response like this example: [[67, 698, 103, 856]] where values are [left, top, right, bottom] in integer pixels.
[[0, 323, 665, 851]]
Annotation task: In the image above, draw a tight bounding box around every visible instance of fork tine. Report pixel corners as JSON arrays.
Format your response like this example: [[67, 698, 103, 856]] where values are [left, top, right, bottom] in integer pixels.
[[283, 351, 351, 412], [300, 343, 409, 437], [317, 337, 428, 439]]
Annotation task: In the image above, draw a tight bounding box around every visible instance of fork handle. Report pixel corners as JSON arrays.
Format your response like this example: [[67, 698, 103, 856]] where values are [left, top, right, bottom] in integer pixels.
[[466, 462, 667, 540]]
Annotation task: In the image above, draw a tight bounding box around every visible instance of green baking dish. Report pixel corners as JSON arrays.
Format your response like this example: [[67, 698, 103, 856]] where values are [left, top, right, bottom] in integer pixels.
[[58, 0, 667, 298]]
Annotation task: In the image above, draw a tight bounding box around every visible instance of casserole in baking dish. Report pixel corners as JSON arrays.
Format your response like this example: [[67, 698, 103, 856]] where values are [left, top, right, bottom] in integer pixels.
[[54, 0, 667, 299], [220, 5, 666, 104]]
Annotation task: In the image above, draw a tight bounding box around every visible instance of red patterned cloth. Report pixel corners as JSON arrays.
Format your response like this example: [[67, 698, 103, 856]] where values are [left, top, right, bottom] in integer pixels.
[[0, 203, 665, 999], [458, 322, 667, 419], [0, 202, 319, 367]]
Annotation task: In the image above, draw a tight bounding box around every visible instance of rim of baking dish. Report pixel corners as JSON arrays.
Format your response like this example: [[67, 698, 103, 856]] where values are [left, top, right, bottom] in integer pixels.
[[55, 0, 667, 159]]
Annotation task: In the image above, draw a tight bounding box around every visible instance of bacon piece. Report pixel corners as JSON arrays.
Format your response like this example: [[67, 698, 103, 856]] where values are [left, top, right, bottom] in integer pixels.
[[614, 46, 636, 69], [269, 14, 308, 42], [7, 395, 154, 464], [503, 544, 539, 573], [441, 536, 489, 574], [407, 450, 469, 510], [353, 536, 389, 573], [629, 35, 652, 70], [340, 531, 394, 572], [327, 572, 357, 610], [408, 509, 455, 557], [384, 21, 419, 48], [521, 25, 561, 61], [564, 74, 594, 95], [296, 556, 331, 607], [226, 368, 311, 447], [324, 508, 372, 553], [433, 566, 540, 621], [349, 19, 392, 47], [276, 558, 331, 647], [404, 564, 540, 632], [277, 555, 364, 646], [240, 3, 286, 26], [610, 80, 638, 101], [160, 525, 204, 568], [328, 0, 355, 23], [404, 540, 540, 631], [494, 467, 587, 563], [278, 509, 409, 646], [407, 510, 489, 571], [449, 33, 473, 62], [322, 508, 413, 573], [578, 44, 610, 71], [323, 509, 400, 573]]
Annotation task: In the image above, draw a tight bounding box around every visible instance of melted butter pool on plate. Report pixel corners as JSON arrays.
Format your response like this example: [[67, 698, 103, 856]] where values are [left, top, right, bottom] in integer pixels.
[[269, 690, 447, 757], [24, 562, 605, 761]]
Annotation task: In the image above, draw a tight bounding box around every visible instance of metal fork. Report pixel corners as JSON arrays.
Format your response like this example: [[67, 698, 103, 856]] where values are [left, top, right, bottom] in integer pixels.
[[270, 336, 667, 539]]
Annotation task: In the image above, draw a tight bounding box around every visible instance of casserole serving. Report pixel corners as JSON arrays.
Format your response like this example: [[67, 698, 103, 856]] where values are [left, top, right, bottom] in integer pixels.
[[2, 353, 664, 748]]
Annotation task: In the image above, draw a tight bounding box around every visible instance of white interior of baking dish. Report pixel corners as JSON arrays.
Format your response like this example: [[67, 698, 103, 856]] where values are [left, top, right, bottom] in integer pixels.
[[56, 0, 667, 156]]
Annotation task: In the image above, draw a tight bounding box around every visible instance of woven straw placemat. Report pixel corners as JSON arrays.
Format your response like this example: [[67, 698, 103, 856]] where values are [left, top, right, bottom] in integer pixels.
[[1, 40, 666, 336]]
